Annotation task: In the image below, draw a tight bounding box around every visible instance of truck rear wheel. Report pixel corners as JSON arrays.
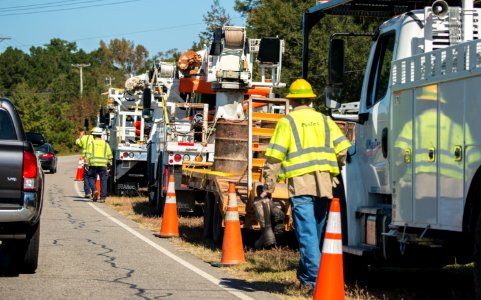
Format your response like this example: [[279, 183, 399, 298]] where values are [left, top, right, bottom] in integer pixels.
[[212, 195, 224, 247], [203, 193, 214, 238], [474, 209, 481, 298], [17, 221, 40, 273]]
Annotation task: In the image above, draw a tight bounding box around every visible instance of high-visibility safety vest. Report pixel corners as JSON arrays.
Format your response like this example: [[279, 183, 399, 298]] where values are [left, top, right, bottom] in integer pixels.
[[86, 139, 113, 167], [265, 108, 351, 180], [76, 134, 94, 157]]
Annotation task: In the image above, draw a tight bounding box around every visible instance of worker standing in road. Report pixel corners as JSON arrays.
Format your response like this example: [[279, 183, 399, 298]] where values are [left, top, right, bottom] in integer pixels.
[[85, 127, 113, 203], [76, 128, 94, 198], [261, 79, 351, 293]]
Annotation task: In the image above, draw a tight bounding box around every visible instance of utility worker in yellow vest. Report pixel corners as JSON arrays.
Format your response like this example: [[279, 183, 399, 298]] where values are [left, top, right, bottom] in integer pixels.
[[261, 78, 351, 293], [76, 128, 95, 198], [85, 127, 113, 203]]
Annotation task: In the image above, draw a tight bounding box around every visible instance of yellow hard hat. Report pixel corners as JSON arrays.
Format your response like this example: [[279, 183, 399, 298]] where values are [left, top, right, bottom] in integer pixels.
[[286, 79, 316, 99]]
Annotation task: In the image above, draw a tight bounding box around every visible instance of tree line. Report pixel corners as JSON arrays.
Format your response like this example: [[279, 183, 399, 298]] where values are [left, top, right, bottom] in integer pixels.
[[0, 0, 381, 153]]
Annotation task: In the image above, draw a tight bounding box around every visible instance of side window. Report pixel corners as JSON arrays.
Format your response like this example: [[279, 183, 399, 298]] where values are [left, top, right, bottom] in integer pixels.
[[366, 32, 395, 108], [0, 110, 17, 140]]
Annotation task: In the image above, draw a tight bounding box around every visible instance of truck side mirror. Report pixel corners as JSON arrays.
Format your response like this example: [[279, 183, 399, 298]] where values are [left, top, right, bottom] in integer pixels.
[[258, 37, 281, 64], [328, 38, 345, 85], [209, 27, 223, 56], [143, 87, 152, 110], [142, 87, 153, 121], [84, 118, 89, 132], [324, 85, 341, 109]]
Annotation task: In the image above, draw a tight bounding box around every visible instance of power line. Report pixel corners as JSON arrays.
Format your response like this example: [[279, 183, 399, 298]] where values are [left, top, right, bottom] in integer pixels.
[[0, 0, 140, 16], [0, 0, 100, 12], [0, 16, 241, 52]]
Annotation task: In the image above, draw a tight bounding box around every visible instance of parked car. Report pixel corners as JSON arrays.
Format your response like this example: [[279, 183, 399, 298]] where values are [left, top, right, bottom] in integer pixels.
[[26, 132, 47, 147], [0, 98, 44, 272], [34, 143, 57, 173]]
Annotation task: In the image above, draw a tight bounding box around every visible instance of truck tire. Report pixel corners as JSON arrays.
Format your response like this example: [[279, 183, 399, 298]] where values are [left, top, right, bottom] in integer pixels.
[[17, 221, 40, 273], [148, 184, 157, 207], [343, 252, 368, 283], [212, 196, 224, 247], [203, 192, 214, 238], [474, 209, 481, 298], [157, 190, 166, 216], [108, 163, 116, 195]]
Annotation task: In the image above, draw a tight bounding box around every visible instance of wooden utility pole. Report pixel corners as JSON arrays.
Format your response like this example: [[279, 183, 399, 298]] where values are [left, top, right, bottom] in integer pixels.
[[71, 63, 90, 97], [106, 76, 115, 88]]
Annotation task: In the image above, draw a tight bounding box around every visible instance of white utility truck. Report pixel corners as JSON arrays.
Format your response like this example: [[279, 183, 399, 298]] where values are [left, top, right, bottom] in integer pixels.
[[142, 61, 215, 214], [106, 81, 148, 196], [302, 0, 481, 292]]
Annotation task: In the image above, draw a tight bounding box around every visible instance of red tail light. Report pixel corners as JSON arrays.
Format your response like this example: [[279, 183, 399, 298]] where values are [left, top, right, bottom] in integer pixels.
[[23, 150, 38, 191], [41, 153, 54, 159], [173, 154, 182, 162]]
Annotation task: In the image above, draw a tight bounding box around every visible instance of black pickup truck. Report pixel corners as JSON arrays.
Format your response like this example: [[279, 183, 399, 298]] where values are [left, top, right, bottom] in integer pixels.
[[0, 98, 44, 272]]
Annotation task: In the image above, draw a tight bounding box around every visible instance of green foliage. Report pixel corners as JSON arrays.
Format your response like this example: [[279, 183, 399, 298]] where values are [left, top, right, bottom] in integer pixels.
[[0, 1, 386, 154], [193, 0, 232, 51], [100, 38, 149, 76], [236, 0, 382, 105], [0, 37, 146, 153]]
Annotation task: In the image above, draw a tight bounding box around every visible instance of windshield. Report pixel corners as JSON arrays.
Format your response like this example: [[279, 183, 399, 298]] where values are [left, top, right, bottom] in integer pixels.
[[0, 110, 16, 140], [35, 144, 51, 153]]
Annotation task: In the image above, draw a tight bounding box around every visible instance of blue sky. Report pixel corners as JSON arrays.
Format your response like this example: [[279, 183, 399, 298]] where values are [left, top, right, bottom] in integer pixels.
[[0, 0, 244, 56]]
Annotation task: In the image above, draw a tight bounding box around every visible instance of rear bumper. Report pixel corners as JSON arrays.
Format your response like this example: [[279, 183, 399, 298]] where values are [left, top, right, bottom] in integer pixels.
[[0, 191, 39, 222], [40, 159, 54, 169]]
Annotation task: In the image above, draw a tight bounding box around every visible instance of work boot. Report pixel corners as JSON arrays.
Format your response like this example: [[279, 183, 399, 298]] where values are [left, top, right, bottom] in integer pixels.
[[92, 191, 98, 202], [253, 198, 276, 249], [271, 203, 285, 236]]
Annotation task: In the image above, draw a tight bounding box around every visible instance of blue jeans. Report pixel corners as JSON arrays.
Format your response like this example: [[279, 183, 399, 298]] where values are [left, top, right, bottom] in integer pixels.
[[87, 166, 108, 199], [290, 195, 331, 287], [83, 166, 92, 194]]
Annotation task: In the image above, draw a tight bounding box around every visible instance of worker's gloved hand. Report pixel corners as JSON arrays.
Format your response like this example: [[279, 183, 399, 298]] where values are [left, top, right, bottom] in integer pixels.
[[260, 191, 272, 199], [332, 176, 340, 188], [83, 164, 89, 171]]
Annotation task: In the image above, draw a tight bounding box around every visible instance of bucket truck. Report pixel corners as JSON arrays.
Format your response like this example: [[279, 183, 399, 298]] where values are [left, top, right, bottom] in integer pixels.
[[142, 59, 216, 215], [181, 26, 290, 244], [106, 76, 149, 196]]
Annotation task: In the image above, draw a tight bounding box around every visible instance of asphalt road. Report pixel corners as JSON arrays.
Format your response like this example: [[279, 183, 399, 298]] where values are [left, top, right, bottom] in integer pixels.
[[0, 155, 278, 300]]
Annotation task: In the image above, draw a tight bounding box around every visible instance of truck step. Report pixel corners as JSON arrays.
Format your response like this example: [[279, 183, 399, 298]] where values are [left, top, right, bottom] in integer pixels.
[[343, 244, 378, 256]]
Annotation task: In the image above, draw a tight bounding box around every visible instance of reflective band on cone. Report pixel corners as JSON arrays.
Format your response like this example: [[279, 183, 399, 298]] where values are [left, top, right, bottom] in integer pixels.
[[211, 182, 245, 267], [313, 198, 345, 300], [157, 174, 179, 238]]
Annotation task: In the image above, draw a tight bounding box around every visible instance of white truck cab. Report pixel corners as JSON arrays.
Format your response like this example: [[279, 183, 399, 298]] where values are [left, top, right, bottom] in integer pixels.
[[303, 0, 481, 291]]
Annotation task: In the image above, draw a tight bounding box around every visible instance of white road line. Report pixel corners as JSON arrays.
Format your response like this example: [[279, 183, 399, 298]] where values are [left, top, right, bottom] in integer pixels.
[[74, 180, 83, 197], [88, 203, 255, 300]]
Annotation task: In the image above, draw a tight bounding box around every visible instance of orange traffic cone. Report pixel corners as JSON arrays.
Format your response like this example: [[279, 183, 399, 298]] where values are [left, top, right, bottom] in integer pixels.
[[75, 157, 84, 181], [211, 182, 245, 267], [157, 174, 179, 238], [95, 175, 101, 200], [313, 197, 345, 300]]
